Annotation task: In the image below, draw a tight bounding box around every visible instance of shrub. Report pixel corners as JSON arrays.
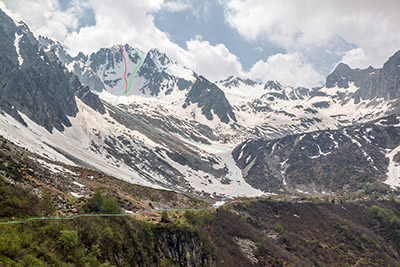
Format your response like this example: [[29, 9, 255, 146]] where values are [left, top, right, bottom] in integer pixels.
[[58, 230, 78, 253], [184, 211, 196, 224], [86, 191, 120, 214], [39, 191, 56, 216], [101, 197, 120, 214], [88, 190, 104, 212], [141, 222, 153, 238], [161, 210, 169, 222]]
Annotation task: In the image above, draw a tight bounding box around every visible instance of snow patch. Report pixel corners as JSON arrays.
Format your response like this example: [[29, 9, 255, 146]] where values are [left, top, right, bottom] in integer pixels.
[[213, 200, 225, 208], [70, 192, 83, 198], [385, 145, 400, 188], [14, 33, 24, 67], [73, 181, 84, 188]]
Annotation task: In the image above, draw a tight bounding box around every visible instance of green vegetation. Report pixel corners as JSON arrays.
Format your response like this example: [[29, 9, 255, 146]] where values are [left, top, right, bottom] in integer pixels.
[[161, 210, 169, 222], [40, 191, 56, 217], [1, 136, 400, 266], [369, 204, 400, 249], [84, 190, 120, 214], [0, 176, 41, 218], [184, 210, 211, 226], [0, 191, 213, 266]]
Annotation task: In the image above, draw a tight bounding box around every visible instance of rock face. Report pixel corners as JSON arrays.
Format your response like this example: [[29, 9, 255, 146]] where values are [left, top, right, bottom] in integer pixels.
[[233, 115, 400, 193], [137, 48, 195, 96], [156, 228, 216, 266], [326, 52, 400, 103], [262, 80, 310, 101], [43, 40, 198, 97], [39, 36, 106, 93], [217, 76, 259, 88], [0, 9, 104, 132], [184, 76, 237, 123]]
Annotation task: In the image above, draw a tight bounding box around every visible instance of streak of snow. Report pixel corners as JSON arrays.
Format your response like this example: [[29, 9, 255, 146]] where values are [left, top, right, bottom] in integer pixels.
[[73, 181, 84, 188], [308, 143, 331, 159], [343, 130, 376, 169], [33, 158, 76, 174], [14, 33, 24, 67], [385, 145, 400, 188], [245, 154, 252, 164], [213, 200, 225, 208], [70, 192, 83, 198]]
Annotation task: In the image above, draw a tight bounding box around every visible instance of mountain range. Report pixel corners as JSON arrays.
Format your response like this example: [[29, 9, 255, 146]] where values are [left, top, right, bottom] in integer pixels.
[[1, 8, 400, 202]]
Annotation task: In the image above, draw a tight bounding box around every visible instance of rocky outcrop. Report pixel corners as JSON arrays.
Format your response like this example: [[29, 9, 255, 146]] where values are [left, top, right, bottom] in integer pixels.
[[326, 51, 400, 103], [155, 228, 216, 266], [0, 9, 104, 132], [184, 76, 237, 123], [137, 48, 195, 96], [233, 115, 400, 193]]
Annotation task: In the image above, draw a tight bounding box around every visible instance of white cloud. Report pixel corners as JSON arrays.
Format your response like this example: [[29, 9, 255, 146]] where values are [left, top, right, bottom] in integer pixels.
[[247, 52, 324, 88], [221, 0, 400, 68], [162, 0, 190, 12], [179, 37, 243, 81], [1, 0, 245, 83], [63, 0, 167, 55], [341, 48, 369, 69], [0, 0, 330, 87], [0, 0, 88, 41]]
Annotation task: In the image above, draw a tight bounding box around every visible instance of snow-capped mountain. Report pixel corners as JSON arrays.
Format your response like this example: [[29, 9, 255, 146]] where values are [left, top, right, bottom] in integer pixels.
[[40, 37, 197, 97], [0, 9, 263, 200], [41, 33, 398, 143], [38, 36, 106, 93], [1, 7, 400, 200]]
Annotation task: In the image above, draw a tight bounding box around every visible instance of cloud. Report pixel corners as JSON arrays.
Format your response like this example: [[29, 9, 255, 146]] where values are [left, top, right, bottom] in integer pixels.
[[247, 52, 324, 87], [179, 37, 244, 81], [0, 0, 90, 41], [221, 0, 400, 68], [1, 0, 245, 83], [162, 0, 190, 12], [340, 48, 369, 69], [62, 0, 169, 56], [0, 0, 336, 87]]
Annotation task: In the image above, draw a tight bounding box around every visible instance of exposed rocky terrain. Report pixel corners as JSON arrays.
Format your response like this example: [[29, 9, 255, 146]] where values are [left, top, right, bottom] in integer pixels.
[[233, 114, 400, 194]]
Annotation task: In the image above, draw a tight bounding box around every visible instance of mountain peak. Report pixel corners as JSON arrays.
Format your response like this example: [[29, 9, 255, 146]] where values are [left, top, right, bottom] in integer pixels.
[[325, 62, 352, 88], [383, 49, 400, 71], [335, 62, 352, 73], [218, 76, 259, 88], [0, 9, 104, 131], [264, 80, 283, 90], [146, 48, 171, 66], [184, 76, 236, 123]]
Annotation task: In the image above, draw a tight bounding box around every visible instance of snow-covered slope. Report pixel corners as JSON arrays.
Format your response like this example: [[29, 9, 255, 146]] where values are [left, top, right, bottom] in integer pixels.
[[0, 96, 263, 198], [2, 8, 400, 199], [40, 38, 398, 143]]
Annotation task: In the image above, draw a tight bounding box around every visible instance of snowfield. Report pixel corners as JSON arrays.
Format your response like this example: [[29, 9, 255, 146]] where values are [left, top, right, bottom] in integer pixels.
[[0, 95, 264, 199]]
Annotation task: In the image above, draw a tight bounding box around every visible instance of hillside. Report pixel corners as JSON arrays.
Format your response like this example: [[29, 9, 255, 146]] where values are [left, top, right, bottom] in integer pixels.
[[1, 136, 400, 266]]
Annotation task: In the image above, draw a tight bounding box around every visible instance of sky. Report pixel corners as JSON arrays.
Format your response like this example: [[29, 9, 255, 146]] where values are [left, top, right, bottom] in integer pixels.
[[1, 0, 400, 87]]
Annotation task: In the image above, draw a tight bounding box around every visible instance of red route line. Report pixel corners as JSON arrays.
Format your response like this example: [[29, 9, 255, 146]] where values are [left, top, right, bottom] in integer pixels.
[[119, 45, 128, 93]]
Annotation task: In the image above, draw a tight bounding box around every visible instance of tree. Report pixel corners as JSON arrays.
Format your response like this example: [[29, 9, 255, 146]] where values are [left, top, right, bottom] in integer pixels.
[[39, 191, 56, 216], [389, 193, 397, 202], [88, 190, 104, 212], [101, 197, 120, 214], [58, 230, 78, 253]]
